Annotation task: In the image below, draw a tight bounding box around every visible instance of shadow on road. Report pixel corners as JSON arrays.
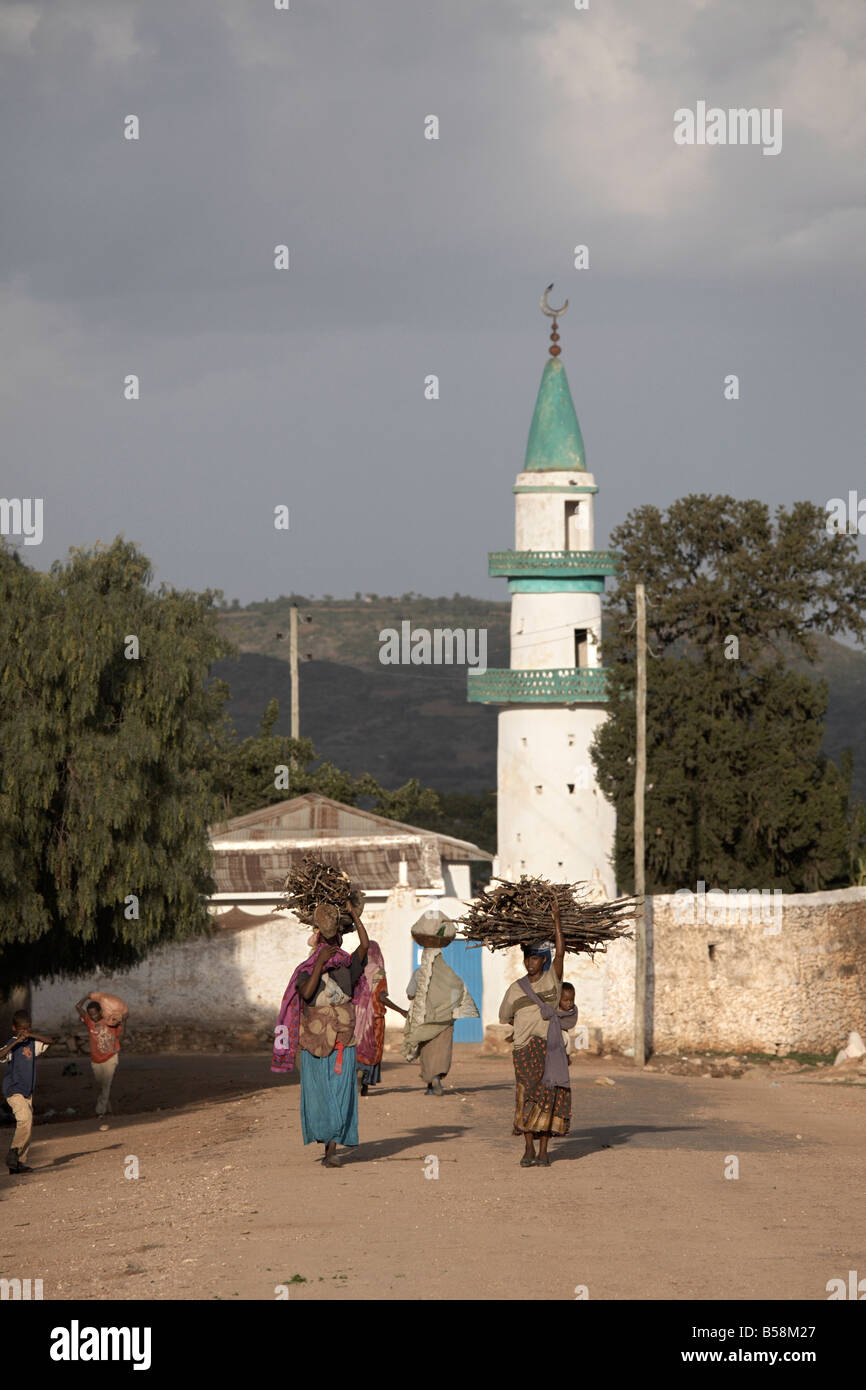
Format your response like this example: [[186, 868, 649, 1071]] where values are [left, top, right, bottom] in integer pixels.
[[553, 1123, 698, 1161], [38, 1143, 124, 1169], [346, 1125, 471, 1161], [370, 1081, 513, 1099]]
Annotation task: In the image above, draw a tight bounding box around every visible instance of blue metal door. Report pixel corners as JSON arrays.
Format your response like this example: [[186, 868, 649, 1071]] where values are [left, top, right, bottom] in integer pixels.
[[412, 938, 483, 1042]]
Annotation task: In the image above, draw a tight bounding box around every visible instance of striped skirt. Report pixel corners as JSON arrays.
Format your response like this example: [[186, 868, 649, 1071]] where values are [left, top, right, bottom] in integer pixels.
[[512, 1035, 571, 1136]]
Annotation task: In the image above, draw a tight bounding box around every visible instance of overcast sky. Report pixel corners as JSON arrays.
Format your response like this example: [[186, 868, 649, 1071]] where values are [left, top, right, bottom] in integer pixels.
[[2, 0, 864, 602]]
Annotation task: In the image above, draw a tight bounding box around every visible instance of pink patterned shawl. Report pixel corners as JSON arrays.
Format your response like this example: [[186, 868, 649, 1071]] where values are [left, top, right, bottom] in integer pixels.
[[354, 941, 387, 1068], [270, 935, 371, 1074]]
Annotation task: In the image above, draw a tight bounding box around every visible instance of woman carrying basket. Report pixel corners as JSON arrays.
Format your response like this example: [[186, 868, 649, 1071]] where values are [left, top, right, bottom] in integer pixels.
[[498, 898, 577, 1167]]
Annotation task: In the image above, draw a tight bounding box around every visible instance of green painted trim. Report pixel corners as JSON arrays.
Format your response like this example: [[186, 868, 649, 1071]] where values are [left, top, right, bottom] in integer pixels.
[[467, 667, 610, 704], [508, 578, 606, 593], [488, 549, 620, 580], [513, 484, 598, 495]]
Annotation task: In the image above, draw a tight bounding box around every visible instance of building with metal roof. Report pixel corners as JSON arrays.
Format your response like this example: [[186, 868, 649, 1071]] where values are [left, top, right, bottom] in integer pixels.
[[210, 792, 490, 914]]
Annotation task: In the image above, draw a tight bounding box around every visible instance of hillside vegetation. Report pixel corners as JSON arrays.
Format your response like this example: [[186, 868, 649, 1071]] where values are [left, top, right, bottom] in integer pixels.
[[214, 596, 866, 804]]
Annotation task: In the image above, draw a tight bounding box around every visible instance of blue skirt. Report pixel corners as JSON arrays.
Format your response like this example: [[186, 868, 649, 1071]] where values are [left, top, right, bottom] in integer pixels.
[[299, 1046, 359, 1147]]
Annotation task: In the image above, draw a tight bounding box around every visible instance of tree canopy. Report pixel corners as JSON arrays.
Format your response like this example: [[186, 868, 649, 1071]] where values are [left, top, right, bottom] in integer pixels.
[[0, 539, 230, 989], [0, 539, 492, 991], [591, 495, 866, 893]]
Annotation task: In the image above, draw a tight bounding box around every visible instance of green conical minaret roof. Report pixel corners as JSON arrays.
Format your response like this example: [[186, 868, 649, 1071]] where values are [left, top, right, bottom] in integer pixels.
[[524, 356, 587, 472]]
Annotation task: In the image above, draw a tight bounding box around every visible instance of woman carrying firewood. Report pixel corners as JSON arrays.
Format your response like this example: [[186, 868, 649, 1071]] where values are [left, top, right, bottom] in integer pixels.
[[271, 893, 369, 1168], [498, 897, 577, 1167]]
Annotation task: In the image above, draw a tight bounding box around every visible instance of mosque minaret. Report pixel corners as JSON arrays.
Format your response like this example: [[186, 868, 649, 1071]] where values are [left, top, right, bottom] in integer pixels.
[[468, 289, 618, 896]]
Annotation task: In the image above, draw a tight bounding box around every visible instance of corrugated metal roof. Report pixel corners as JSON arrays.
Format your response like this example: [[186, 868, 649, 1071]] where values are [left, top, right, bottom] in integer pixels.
[[212, 842, 443, 895], [210, 792, 490, 863]]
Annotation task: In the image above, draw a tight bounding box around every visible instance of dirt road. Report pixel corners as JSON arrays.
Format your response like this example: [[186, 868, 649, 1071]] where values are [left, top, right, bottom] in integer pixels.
[[3, 1048, 864, 1301]]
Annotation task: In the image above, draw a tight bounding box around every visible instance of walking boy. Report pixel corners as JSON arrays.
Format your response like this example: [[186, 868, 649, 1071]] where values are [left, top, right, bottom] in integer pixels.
[[1, 1010, 53, 1174], [75, 995, 124, 1116]]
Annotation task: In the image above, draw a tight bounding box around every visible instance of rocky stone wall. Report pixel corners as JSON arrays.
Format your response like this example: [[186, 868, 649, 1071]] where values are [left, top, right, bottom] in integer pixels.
[[602, 887, 866, 1055]]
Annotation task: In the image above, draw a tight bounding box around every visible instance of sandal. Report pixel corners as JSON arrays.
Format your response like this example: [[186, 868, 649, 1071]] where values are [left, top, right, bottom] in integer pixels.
[[520, 1154, 536, 1168]]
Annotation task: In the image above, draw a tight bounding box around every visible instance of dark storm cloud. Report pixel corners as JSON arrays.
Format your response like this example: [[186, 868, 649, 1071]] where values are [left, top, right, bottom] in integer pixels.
[[1, 0, 864, 601]]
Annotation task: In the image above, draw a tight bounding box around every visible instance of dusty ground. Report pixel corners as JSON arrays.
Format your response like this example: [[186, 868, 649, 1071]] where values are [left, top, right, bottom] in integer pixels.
[[2, 1047, 865, 1301]]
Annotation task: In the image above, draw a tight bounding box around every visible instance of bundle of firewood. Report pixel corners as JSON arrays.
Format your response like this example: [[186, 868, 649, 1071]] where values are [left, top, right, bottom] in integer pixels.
[[457, 876, 636, 957], [278, 855, 354, 925]]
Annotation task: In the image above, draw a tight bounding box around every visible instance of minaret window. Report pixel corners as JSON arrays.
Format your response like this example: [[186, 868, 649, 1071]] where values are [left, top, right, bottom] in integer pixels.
[[574, 628, 589, 667], [565, 500, 581, 550]]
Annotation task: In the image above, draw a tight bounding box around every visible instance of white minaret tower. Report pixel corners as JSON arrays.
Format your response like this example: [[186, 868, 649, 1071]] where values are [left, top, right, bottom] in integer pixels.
[[468, 289, 617, 896]]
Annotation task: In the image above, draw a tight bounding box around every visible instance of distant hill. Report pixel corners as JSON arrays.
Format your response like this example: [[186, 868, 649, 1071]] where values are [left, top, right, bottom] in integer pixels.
[[216, 594, 510, 672], [213, 597, 866, 802], [794, 633, 866, 801], [212, 653, 499, 794]]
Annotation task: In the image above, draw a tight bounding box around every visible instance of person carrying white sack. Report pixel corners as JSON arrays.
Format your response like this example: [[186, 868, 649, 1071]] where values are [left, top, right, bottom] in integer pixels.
[[75, 992, 127, 1116], [402, 909, 479, 1096]]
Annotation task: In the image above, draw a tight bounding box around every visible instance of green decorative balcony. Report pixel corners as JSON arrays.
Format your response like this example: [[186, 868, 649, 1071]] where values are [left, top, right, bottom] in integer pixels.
[[467, 667, 611, 704], [488, 549, 620, 579]]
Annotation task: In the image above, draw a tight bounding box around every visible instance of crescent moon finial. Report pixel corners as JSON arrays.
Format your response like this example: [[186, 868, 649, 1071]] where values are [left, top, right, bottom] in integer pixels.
[[540, 283, 568, 356], [540, 283, 569, 318]]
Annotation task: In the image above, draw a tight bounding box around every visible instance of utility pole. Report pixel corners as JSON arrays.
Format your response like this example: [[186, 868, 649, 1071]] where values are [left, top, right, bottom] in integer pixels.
[[289, 604, 299, 770], [634, 582, 647, 1068]]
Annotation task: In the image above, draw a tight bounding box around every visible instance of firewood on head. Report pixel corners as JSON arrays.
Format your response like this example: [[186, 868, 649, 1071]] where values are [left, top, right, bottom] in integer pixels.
[[456, 874, 635, 957], [278, 855, 355, 927]]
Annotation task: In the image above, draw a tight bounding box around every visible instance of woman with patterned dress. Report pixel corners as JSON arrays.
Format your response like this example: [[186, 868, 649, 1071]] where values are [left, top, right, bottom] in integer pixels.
[[354, 941, 407, 1095], [498, 898, 574, 1167]]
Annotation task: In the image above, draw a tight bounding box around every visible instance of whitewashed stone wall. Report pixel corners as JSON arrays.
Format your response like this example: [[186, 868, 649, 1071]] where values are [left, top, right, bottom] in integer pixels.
[[32, 891, 467, 1047], [496, 703, 617, 896], [32, 887, 866, 1056]]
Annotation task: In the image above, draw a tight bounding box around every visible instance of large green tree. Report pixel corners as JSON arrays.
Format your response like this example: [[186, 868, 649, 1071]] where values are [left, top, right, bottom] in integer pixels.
[[592, 496, 866, 892], [0, 539, 230, 989]]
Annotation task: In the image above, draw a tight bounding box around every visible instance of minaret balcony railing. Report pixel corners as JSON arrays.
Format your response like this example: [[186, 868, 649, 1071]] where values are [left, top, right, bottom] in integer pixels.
[[467, 667, 611, 704], [488, 549, 620, 578]]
